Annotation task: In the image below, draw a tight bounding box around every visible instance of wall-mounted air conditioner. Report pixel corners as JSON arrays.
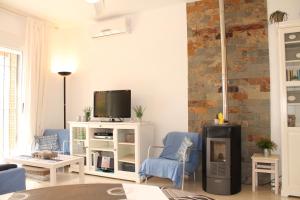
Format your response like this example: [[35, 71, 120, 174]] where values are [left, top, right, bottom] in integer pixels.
[[90, 17, 131, 38]]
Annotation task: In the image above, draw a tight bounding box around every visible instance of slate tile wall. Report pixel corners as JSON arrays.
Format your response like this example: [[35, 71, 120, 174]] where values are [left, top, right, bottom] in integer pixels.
[[187, 0, 270, 183]]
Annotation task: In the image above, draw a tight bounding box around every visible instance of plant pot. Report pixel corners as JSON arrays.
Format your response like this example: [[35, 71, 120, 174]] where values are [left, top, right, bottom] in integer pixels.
[[85, 113, 91, 122], [264, 148, 270, 157]]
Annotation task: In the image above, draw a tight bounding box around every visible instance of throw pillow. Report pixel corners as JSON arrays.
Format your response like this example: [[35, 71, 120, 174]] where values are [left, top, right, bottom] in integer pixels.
[[176, 137, 193, 162], [0, 164, 17, 171], [36, 134, 59, 151]]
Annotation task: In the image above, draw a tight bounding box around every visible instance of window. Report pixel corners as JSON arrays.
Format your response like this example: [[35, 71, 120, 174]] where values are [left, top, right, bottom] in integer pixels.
[[0, 47, 22, 157]]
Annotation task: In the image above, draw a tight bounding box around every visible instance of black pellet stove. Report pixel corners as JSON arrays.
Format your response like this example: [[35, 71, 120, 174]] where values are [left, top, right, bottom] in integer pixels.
[[202, 124, 241, 195]]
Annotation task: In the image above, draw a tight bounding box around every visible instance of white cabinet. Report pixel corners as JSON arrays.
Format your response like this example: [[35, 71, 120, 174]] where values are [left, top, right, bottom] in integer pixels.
[[279, 21, 300, 197], [69, 121, 154, 183]]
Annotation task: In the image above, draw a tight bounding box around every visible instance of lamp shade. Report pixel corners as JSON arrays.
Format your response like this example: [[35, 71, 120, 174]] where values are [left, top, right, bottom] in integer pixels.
[[51, 55, 77, 74], [58, 71, 72, 76]]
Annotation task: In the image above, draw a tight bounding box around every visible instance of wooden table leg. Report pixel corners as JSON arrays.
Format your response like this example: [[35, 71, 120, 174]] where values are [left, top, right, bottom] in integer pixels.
[[252, 160, 255, 192], [78, 160, 84, 184], [50, 167, 57, 186]]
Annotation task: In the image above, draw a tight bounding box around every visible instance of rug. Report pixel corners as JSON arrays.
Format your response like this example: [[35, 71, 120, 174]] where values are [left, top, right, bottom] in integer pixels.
[[161, 187, 214, 200]]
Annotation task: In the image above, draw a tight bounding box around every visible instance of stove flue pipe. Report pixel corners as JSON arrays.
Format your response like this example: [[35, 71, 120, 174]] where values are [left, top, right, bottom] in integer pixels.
[[219, 0, 228, 120]]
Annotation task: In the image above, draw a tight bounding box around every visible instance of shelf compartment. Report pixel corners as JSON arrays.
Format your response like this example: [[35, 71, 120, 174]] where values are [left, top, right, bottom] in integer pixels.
[[89, 128, 113, 140], [287, 86, 300, 127], [72, 127, 87, 140], [90, 147, 114, 152], [285, 40, 300, 45], [73, 153, 86, 157], [74, 139, 86, 142], [118, 161, 135, 172], [118, 154, 135, 164], [117, 129, 135, 143], [118, 142, 135, 146], [90, 138, 113, 142], [285, 32, 300, 43], [285, 81, 300, 87], [286, 59, 300, 63]]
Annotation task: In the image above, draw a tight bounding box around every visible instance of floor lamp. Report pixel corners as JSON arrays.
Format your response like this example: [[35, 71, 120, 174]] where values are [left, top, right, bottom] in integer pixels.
[[58, 71, 72, 129]]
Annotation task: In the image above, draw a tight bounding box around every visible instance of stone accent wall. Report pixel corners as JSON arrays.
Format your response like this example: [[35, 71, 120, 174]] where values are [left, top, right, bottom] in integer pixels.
[[187, 0, 270, 183]]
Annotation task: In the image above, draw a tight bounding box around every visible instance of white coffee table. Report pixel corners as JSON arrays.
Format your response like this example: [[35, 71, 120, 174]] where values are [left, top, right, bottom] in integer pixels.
[[6, 155, 84, 186]]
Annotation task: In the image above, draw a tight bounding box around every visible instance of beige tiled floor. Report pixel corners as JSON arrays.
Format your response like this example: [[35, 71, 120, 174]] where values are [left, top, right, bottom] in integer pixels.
[[23, 172, 298, 200]]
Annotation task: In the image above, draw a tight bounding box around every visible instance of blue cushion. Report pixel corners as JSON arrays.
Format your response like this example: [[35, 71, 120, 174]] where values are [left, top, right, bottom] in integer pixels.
[[43, 129, 70, 154], [36, 134, 59, 151], [160, 132, 201, 161]]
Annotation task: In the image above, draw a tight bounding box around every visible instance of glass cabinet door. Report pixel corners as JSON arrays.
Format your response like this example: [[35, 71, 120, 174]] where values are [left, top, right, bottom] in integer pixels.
[[285, 31, 300, 127], [287, 86, 300, 127], [285, 32, 300, 82]]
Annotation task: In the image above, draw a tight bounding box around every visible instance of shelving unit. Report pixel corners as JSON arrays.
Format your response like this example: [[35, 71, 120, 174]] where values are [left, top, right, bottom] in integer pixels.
[[279, 22, 300, 197], [69, 121, 154, 183]]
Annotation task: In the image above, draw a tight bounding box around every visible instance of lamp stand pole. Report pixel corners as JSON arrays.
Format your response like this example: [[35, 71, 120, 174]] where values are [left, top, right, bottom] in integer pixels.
[[58, 71, 72, 129], [63, 76, 67, 129]]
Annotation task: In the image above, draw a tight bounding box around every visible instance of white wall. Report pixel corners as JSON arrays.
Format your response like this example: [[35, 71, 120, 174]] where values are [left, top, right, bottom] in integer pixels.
[[44, 3, 189, 145], [0, 8, 25, 49], [45, 0, 300, 148], [267, 0, 300, 154]]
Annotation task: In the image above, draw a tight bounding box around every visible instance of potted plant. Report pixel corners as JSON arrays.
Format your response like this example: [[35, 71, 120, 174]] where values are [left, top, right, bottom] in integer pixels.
[[133, 105, 145, 122], [269, 10, 288, 24], [84, 106, 92, 122], [256, 138, 277, 157]]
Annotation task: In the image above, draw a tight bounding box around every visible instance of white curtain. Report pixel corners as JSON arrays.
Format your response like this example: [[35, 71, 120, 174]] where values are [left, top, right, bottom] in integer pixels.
[[19, 17, 49, 152]]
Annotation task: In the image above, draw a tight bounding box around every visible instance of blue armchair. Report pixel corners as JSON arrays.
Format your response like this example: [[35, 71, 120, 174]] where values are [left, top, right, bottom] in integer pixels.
[[139, 132, 202, 189], [0, 167, 26, 195], [37, 129, 70, 155]]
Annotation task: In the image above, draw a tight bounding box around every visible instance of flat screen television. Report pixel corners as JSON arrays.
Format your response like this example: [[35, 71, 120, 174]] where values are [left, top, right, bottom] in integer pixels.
[[94, 90, 131, 120]]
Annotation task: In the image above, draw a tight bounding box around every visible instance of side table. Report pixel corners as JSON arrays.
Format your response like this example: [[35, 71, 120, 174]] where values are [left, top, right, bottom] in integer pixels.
[[251, 153, 279, 194]]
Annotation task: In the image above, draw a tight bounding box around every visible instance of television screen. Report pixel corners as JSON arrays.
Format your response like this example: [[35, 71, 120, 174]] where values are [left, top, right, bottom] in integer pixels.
[[94, 90, 131, 118]]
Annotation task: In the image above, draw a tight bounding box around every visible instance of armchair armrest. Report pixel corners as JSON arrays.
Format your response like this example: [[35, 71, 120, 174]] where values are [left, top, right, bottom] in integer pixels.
[[0, 168, 26, 195], [147, 145, 164, 159]]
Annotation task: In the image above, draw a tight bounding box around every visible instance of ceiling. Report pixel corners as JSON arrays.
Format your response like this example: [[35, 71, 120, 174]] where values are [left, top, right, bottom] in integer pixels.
[[0, 0, 193, 27]]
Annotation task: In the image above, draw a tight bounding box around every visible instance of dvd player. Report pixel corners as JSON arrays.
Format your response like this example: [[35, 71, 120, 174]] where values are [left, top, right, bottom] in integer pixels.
[[94, 132, 113, 140], [94, 135, 113, 139]]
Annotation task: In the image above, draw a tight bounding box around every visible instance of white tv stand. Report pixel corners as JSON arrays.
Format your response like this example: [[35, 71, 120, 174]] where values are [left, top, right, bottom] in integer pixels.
[[69, 121, 154, 182]]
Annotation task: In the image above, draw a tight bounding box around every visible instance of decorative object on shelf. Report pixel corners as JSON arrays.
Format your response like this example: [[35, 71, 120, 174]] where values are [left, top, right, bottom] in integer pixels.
[[125, 133, 134, 143], [57, 71, 72, 129], [269, 10, 288, 24], [84, 106, 92, 122], [296, 53, 300, 59], [288, 95, 296, 102], [289, 34, 297, 40], [217, 112, 224, 125], [288, 115, 296, 127], [32, 150, 58, 160], [256, 138, 277, 157], [133, 105, 145, 122]]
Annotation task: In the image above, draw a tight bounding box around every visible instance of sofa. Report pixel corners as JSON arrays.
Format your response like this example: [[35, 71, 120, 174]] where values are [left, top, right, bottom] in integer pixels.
[[0, 165, 26, 195]]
